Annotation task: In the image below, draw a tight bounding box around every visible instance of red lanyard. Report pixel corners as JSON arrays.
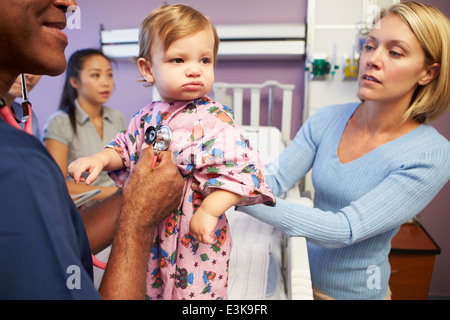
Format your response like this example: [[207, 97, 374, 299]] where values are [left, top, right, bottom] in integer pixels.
[[0, 98, 33, 135]]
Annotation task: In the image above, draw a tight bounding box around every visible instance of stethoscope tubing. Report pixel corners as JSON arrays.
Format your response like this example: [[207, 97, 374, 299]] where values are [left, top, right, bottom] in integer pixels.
[[1, 75, 107, 271], [0, 100, 33, 134], [0, 74, 33, 134]]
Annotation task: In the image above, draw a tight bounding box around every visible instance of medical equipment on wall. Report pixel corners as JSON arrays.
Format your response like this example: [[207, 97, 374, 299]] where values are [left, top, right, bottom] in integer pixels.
[[0, 74, 33, 134], [355, 21, 371, 53], [340, 20, 371, 81], [342, 45, 359, 80], [305, 44, 339, 81]]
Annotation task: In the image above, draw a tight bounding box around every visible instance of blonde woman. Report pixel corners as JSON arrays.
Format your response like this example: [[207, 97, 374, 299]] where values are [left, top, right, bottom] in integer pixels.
[[237, 1, 450, 300]]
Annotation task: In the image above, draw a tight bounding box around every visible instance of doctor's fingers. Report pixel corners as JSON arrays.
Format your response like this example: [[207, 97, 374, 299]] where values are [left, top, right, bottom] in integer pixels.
[[153, 150, 176, 168], [137, 144, 155, 165]]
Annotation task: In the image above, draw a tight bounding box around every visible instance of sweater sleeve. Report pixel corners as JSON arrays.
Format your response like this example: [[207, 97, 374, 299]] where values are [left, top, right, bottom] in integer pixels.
[[241, 148, 450, 247], [240, 106, 450, 248], [265, 107, 323, 196]]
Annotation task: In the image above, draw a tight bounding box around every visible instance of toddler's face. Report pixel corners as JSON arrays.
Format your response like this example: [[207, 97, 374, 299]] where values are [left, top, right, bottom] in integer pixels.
[[147, 28, 215, 102]]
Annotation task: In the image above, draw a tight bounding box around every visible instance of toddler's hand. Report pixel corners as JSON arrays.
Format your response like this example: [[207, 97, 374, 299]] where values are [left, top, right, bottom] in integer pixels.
[[68, 156, 104, 185], [189, 206, 218, 244]]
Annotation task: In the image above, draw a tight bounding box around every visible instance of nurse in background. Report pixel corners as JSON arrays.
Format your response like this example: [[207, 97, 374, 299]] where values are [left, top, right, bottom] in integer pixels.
[[43, 49, 126, 288], [44, 48, 126, 203], [4, 74, 42, 138]]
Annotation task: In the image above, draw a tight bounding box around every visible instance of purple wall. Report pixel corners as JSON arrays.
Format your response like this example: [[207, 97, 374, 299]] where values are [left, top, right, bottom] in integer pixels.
[[28, 0, 449, 297], [31, 0, 307, 139], [413, 0, 450, 299]]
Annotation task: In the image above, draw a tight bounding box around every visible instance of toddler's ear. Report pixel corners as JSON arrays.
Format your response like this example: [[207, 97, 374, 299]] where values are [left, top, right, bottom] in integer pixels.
[[137, 58, 155, 84]]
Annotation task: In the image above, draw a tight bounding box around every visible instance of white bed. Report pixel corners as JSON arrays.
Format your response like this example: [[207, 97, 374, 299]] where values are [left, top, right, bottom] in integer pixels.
[[212, 82, 314, 300]]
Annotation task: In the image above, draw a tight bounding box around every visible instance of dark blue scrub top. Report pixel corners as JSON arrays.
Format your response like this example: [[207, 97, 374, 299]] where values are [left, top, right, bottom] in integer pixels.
[[0, 119, 100, 299]]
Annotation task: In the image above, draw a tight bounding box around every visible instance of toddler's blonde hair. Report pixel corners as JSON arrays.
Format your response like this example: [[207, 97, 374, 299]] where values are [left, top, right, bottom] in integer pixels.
[[138, 3, 220, 67]]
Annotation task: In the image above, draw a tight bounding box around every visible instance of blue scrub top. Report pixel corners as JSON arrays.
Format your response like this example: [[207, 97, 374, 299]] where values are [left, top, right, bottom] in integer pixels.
[[0, 119, 100, 299]]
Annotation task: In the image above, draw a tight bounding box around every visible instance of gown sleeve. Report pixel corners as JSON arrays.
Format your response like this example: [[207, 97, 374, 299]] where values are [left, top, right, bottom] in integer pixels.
[[177, 102, 275, 207]]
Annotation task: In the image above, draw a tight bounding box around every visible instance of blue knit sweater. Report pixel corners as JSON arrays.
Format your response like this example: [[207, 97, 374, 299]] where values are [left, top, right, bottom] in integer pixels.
[[240, 102, 450, 299]]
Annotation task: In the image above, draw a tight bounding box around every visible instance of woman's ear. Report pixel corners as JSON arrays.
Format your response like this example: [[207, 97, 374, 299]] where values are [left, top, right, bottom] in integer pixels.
[[418, 63, 440, 86], [69, 76, 80, 89], [137, 58, 155, 84]]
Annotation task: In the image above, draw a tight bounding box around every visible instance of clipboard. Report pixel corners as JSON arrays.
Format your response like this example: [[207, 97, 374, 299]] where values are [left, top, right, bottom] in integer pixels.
[[71, 189, 101, 207]]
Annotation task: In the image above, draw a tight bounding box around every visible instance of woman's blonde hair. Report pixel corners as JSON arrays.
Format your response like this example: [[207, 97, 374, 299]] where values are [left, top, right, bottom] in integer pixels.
[[138, 3, 220, 66], [376, 1, 450, 123]]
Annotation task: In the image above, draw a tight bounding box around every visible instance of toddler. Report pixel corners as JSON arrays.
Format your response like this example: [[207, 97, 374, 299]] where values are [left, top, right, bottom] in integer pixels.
[[69, 4, 275, 300]]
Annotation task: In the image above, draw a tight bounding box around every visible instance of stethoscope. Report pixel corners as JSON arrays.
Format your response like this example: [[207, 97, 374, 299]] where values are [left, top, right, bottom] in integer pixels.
[[0, 76, 107, 270], [1, 75, 108, 269], [1, 77, 173, 271], [92, 125, 172, 270], [0, 74, 33, 134], [144, 125, 172, 167]]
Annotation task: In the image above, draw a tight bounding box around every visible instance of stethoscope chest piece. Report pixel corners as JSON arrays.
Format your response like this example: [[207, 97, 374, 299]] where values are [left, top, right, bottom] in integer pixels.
[[144, 125, 172, 152]]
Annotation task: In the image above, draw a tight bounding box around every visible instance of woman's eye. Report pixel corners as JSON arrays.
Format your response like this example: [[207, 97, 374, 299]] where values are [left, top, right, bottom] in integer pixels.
[[363, 44, 375, 51], [389, 51, 402, 57]]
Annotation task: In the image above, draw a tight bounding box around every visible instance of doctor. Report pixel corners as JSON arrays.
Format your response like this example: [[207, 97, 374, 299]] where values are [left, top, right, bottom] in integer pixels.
[[0, 0, 184, 299], [235, 2, 450, 300]]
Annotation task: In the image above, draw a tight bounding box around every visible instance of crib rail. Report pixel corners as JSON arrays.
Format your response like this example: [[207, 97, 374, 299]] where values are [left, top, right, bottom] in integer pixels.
[[213, 80, 295, 144]]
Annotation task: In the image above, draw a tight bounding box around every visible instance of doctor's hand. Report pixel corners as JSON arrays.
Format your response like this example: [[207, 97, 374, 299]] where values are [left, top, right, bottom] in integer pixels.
[[99, 146, 184, 299], [122, 146, 184, 230]]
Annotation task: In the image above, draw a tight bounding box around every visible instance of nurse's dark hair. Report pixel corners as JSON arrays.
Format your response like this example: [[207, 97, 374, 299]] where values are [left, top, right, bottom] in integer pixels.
[[58, 48, 113, 134]]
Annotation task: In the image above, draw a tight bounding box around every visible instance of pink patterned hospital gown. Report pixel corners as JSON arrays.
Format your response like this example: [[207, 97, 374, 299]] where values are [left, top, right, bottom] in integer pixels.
[[108, 96, 275, 300]]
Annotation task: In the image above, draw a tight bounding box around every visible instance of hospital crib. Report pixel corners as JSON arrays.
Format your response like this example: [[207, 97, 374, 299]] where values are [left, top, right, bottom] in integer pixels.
[[212, 81, 314, 300]]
